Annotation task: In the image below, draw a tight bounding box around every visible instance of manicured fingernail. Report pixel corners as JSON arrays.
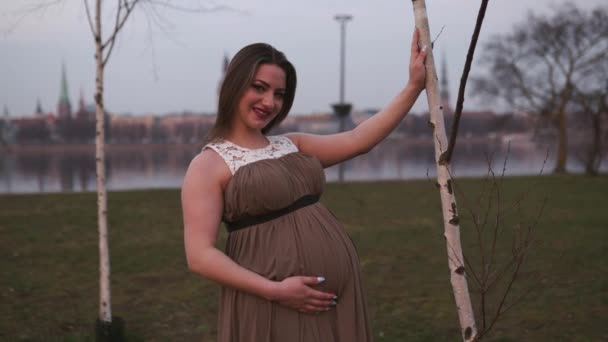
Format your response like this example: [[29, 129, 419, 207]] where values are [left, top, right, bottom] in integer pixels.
[[332, 295, 338, 300], [317, 276, 325, 283], [422, 45, 427, 52], [330, 300, 337, 306]]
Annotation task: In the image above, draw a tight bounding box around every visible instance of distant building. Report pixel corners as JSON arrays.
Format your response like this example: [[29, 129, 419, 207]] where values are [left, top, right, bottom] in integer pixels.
[[1, 53, 539, 146], [109, 113, 156, 143], [108, 111, 215, 144], [160, 112, 215, 143], [71, 89, 96, 143], [274, 113, 338, 135], [75, 89, 95, 121], [11, 101, 55, 143]]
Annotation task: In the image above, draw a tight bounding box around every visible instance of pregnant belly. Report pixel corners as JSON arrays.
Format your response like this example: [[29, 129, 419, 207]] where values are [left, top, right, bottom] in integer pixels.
[[225, 204, 358, 296]]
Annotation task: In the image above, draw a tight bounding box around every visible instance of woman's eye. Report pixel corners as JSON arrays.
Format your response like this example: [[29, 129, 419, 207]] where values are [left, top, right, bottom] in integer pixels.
[[275, 93, 285, 100], [253, 84, 265, 92]]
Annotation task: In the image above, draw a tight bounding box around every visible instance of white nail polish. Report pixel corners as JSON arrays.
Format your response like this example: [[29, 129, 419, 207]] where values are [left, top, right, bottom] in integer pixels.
[[317, 276, 325, 283], [422, 45, 428, 52]]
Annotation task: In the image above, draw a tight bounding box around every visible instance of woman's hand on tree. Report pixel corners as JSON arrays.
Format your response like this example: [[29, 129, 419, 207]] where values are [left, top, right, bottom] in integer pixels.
[[408, 28, 427, 92]]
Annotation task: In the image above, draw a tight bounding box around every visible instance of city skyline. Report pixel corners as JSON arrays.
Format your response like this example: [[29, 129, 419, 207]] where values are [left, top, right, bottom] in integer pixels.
[[1, 0, 606, 117]]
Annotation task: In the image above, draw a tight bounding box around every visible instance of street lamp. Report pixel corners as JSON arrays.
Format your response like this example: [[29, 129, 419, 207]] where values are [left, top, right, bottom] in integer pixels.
[[333, 14, 353, 182], [334, 14, 352, 104]]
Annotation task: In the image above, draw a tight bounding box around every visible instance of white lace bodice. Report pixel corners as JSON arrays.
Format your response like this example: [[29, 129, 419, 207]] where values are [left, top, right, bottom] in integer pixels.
[[203, 135, 299, 174]]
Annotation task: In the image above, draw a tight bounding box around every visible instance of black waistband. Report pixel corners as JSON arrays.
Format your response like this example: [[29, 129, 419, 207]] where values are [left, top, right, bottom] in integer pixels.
[[224, 194, 320, 233]]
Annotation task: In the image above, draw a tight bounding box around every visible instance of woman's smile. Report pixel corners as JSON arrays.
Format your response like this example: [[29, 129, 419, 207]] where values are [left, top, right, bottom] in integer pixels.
[[252, 106, 272, 121]]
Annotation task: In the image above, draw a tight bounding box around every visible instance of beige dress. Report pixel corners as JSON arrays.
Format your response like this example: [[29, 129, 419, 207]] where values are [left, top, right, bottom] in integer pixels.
[[204, 135, 373, 342]]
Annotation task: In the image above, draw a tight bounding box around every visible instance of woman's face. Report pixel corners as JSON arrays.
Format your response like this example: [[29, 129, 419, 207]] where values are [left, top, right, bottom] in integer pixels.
[[235, 63, 286, 132]]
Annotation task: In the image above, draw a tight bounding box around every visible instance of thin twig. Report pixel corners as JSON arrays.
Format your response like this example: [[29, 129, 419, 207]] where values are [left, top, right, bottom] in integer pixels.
[[83, 0, 96, 37], [146, 0, 247, 15], [103, 0, 141, 67], [454, 144, 549, 339], [142, 4, 161, 81], [432, 25, 446, 46], [2, 0, 64, 36]]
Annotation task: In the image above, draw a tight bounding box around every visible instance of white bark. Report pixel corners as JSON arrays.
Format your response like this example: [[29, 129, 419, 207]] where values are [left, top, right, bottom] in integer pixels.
[[93, 0, 112, 323], [86, 0, 142, 324], [411, 1, 478, 340]]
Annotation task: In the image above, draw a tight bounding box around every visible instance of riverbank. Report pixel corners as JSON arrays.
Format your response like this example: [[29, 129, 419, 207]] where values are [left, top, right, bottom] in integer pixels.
[[1, 175, 606, 341]]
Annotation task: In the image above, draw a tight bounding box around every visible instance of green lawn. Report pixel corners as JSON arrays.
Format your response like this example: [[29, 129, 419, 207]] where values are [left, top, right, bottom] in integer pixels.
[[1, 175, 606, 341]]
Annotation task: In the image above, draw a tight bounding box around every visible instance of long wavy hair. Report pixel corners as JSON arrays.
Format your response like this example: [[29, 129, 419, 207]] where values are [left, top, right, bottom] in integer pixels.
[[207, 43, 297, 142]]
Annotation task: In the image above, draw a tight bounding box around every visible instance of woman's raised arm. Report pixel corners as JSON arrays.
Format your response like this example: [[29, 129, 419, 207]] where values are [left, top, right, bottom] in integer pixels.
[[287, 29, 427, 168]]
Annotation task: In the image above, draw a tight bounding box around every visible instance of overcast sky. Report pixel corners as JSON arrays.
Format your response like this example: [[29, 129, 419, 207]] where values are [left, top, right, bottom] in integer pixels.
[[1, 0, 605, 117]]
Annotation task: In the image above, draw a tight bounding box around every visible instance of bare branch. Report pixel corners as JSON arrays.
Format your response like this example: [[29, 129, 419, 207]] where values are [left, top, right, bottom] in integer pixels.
[[444, 0, 489, 163], [453, 143, 551, 340], [141, 4, 162, 81], [2, 0, 64, 36], [106, 0, 125, 48], [146, 0, 247, 14], [486, 148, 511, 280], [508, 62, 545, 112], [83, 0, 97, 37], [103, 0, 142, 67], [432, 25, 445, 46]]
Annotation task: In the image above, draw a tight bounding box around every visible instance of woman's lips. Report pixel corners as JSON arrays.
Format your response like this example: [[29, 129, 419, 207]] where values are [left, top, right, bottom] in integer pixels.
[[253, 107, 270, 120]]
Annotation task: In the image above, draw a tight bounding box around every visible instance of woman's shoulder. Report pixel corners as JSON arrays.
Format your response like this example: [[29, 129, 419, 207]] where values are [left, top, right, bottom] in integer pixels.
[[184, 148, 231, 188], [192, 147, 225, 167]]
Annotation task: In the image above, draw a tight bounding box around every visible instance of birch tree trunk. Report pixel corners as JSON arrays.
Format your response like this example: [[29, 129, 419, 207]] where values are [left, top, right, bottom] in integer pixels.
[[411, 1, 478, 340], [82, 1, 235, 338], [93, 0, 112, 324], [86, 3, 142, 333]]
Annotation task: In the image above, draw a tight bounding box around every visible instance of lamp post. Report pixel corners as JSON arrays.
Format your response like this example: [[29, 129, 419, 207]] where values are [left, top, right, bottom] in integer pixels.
[[333, 14, 352, 182], [334, 14, 352, 104]]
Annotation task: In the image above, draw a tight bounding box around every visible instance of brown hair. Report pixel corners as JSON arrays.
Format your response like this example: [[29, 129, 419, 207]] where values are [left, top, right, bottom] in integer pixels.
[[207, 43, 297, 141]]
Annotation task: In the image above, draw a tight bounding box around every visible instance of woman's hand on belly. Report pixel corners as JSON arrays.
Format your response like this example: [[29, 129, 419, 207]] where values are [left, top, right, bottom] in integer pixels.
[[270, 276, 338, 314]]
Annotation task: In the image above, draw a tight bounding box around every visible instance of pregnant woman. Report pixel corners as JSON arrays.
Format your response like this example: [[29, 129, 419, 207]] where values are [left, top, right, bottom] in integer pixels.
[[182, 30, 427, 342]]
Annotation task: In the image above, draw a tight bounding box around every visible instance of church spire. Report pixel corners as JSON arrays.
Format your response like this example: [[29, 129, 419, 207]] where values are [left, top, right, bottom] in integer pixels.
[[60, 62, 70, 103], [57, 61, 72, 119], [36, 98, 44, 115], [440, 53, 452, 114]]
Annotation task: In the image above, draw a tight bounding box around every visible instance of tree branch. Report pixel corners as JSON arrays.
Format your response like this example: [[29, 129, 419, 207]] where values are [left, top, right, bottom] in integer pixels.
[[444, 0, 489, 164], [145, 0, 246, 14], [83, 0, 97, 38], [103, 0, 141, 67], [2, 0, 64, 36], [508, 62, 546, 113], [107, 0, 125, 48]]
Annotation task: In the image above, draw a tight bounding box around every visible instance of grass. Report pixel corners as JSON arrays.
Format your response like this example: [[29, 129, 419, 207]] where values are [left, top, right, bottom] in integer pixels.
[[0, 175, 607, 341]]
